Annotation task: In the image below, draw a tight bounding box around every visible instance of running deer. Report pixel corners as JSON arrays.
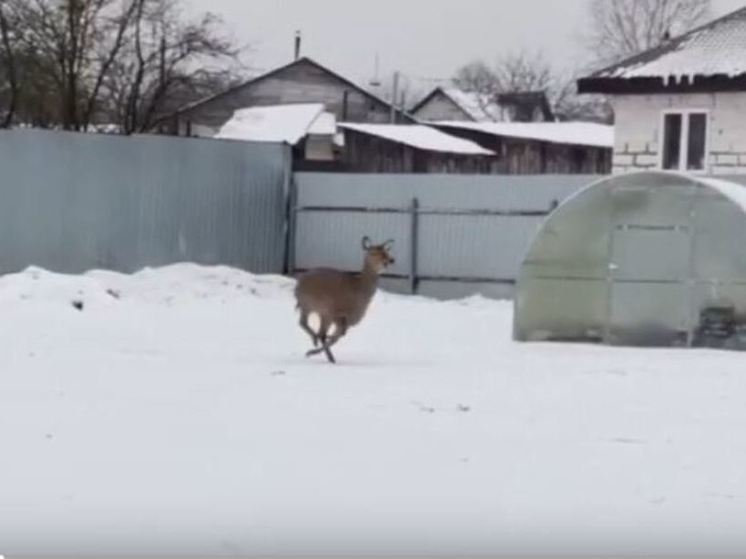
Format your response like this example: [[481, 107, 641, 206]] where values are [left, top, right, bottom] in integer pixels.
[[294, 236, 395, 363]]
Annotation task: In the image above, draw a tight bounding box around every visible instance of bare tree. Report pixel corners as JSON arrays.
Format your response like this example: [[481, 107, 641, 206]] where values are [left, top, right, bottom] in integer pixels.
[[587, 0, 712, 66], [0, 0, 19, 127], [453, 51, 563, 118], [452, 50, 614, 123], [101, 0, 241, 133], [452, 60, 498, 97], [0, 0, 241, 131], [2, 0, 139, 129]]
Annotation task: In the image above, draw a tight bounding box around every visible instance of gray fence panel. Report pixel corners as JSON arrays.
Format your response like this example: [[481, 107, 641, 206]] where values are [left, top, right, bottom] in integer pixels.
[[293, 172, 601, 300], [417, 214, 546, 280], [0, 130, 290, 275], [294, 212, 411, 272], [295, 173, 596, 211]]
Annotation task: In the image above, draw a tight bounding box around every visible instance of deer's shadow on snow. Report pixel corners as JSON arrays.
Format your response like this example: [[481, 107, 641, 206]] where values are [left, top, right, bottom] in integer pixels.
[[281, 353, 433, 370]]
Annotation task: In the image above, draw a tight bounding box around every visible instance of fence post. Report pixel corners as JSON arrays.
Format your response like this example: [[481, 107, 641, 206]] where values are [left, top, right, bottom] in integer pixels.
[[409, 197, 419, 294], [284, 174, 298, 277]]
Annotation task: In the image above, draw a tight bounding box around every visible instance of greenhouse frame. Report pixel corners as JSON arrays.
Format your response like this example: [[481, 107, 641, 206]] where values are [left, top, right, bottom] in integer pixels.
[[514, 171, 746, 350]]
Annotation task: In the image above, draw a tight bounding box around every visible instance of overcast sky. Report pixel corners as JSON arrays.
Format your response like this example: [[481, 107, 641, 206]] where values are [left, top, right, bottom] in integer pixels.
[[187, 0, 745, 94]]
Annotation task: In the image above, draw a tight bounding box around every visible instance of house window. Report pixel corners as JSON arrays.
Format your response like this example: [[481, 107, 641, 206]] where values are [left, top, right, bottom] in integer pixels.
[[661, 111, 708, 171]]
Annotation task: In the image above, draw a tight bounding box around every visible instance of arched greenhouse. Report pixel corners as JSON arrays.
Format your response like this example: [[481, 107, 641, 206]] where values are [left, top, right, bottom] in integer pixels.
[[514, 171, 746, 350]]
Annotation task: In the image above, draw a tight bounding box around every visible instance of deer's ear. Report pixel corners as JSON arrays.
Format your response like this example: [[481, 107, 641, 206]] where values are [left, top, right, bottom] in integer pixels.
[[383, 239, 395, 250], [361, 236, 371, 250]]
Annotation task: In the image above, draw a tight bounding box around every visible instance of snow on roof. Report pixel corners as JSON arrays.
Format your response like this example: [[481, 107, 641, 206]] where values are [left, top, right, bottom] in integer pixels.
[[214, 103, 335, 144], [338, 123, 495, 155], [308, 111, 336, 135], [436, 121, 614, 149], [441, 88, 505, 122], [590, 7, 746, 82]]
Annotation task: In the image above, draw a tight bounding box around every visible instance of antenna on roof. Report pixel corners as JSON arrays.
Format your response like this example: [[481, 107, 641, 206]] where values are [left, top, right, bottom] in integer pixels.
[[294, 30, 302, 60], [369, 53, 382, 88]]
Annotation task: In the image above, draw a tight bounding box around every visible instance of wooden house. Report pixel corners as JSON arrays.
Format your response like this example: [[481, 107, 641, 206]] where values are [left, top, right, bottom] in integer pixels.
[[159, 57, 410, 137], [296, 123, 498, 174], [411, 87, 553, 123]]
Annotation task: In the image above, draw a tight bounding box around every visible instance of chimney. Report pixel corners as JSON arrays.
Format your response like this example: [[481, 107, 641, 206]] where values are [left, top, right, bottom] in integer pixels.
[[294, 30, 301, 60]]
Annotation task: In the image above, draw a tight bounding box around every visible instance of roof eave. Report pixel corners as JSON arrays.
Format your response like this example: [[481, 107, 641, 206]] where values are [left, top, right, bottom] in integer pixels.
[[578, 74, 746, 95]]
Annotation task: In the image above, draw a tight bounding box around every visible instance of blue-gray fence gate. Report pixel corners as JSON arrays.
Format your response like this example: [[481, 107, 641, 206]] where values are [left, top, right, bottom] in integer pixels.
[[291, 173, 602, 299], [0, 129, 291, 275]]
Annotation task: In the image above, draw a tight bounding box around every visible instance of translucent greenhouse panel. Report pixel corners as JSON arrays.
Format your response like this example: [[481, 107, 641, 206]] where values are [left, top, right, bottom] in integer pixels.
[[610, 226, 691, 282], [608, 282, 689, 347], [514, 278, 609, 342], [610, 183, 695, 229], [521, 186, 612, 281], [693, 190, 746, 281]]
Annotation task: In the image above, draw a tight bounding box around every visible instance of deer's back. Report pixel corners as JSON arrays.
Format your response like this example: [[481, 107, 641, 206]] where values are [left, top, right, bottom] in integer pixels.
[[295, 268, 375, 326]]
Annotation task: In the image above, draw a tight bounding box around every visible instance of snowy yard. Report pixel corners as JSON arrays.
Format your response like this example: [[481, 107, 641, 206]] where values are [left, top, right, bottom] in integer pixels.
[[2, 264, 746, 556]]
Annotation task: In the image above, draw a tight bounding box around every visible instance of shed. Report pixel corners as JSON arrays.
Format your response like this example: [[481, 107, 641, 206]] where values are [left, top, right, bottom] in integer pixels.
[[514, 171, 746, 350], [335, 123, 499, 174], [432, 121, 613, 174], [214, 103, 337, 161]]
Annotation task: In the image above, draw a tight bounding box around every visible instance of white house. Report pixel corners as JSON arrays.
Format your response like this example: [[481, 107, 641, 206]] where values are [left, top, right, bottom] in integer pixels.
[[577, 6, 746, 175]]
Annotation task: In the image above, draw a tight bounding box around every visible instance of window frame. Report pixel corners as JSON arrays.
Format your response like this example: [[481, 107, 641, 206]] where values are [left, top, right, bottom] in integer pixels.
[[659, 109, 710, 174]]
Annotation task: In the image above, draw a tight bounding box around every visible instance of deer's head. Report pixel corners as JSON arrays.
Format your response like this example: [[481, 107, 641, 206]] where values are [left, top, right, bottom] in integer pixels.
[[362, 236, 395, 274]]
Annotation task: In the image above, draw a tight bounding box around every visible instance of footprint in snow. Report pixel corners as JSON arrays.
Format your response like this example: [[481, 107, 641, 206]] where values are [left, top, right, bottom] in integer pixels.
[[412, 402, 472, 414], [608, 437, 647, 445]]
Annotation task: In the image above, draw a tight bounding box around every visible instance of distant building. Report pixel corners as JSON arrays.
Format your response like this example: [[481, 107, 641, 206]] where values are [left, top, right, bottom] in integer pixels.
[[160, 57, 410, 137], [214, 103, 338, 162], [577, 6, 746, 175], [411, 87, 553, 123], [432, 121, 613, 174], [331, 123, 498, 174]]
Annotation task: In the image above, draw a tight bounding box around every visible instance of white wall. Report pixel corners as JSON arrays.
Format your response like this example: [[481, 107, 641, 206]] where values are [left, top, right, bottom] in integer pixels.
[[611, 92, 746, 174]]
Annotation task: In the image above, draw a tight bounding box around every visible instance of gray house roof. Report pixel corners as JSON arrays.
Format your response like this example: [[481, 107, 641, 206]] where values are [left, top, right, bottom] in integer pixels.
[[578, 6, 746, 94], [173, 57, 407, 120]]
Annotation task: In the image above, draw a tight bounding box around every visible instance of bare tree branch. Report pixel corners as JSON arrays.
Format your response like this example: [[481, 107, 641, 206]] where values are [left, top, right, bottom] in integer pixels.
[[0, 0, 19, 127], [587, 0, 712, 67]]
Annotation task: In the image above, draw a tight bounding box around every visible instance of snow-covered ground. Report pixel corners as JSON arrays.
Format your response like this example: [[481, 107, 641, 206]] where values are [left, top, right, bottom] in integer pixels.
[[2, 264, 746, 556]]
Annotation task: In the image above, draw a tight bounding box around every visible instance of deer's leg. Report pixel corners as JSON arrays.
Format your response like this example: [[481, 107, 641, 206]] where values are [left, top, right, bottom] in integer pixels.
[[307, 318, 347, 364], [306, 317, 331, 359], [324, 318, 348, 350], [299, 310, 319, 347]]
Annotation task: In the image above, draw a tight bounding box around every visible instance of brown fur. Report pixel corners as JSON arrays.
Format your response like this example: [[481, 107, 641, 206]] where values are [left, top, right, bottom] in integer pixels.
[[294, 237, 395, 363]]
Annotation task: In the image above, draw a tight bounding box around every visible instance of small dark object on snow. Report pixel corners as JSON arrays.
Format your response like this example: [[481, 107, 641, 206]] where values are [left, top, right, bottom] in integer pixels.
[[106, 288, 121, 299], [693, 305, 746, 349], [271, 370, 287, 376], [72, 300, 84, 311], [457, 404, 471, 413]]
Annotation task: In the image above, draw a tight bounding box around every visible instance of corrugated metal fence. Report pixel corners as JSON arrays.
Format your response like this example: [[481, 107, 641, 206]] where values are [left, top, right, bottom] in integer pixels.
[[0, 129, 290, 275], [0, 130, 603, 298], [291, 173, 601, 299]]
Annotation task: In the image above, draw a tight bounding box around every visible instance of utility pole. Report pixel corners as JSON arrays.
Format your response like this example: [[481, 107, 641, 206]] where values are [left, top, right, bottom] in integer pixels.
[[294, 30, 301, 60], [390, 71, 400, 124]]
